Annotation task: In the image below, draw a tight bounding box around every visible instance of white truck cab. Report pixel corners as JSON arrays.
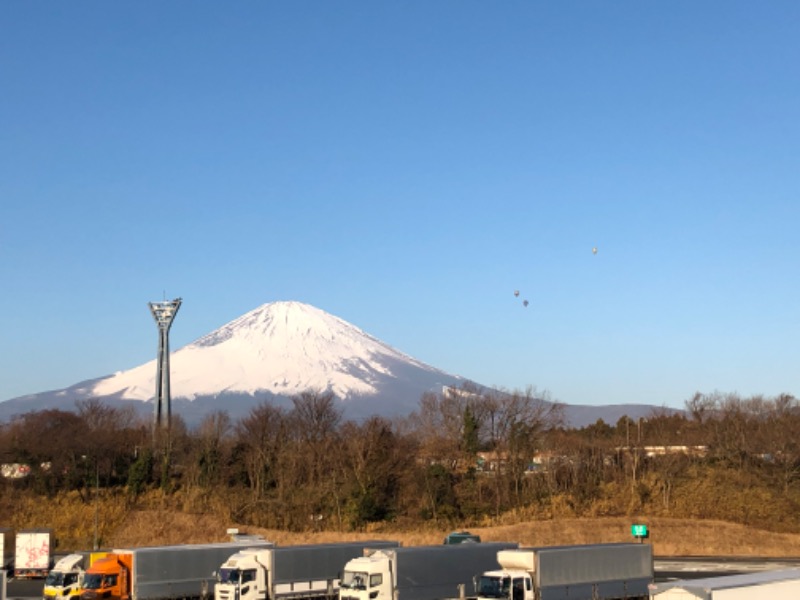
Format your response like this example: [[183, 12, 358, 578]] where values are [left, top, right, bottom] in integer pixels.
[[43, 554, 87, 600], [477, 550, 537, 600], [339, 555, 388, 600], [477, 567, 532, 600], [216, 549, 273, 600]]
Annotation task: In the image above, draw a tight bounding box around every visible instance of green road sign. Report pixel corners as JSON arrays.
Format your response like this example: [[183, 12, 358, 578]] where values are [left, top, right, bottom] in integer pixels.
[[631, 524, 649, 538]]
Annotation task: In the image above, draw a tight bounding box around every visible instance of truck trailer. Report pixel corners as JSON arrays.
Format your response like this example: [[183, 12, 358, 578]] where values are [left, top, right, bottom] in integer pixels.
[[339, 542, 518, 600], [648, 568, 800, 599], [476, 544, 653, 600], [14, 528, 54, 578], [215, 540, 400, 600], [79, 541, 273, 600], [0, 528, 13, 572]]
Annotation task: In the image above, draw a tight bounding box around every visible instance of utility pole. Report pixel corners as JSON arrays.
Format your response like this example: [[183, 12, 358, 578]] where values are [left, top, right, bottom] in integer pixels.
[[93, 460, 99, 551]]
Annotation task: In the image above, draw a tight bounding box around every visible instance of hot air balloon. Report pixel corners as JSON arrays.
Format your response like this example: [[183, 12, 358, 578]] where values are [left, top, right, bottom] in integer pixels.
[[522, 299, 529, 307], [514, 290, 520, 297]]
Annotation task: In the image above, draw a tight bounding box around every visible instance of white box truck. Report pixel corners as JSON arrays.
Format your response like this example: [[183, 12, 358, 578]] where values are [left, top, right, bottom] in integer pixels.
[[215, 541, 400, 600], [339, 542, 518, 600], [476, 544, 653, 600], [14, 528, 54, 578]]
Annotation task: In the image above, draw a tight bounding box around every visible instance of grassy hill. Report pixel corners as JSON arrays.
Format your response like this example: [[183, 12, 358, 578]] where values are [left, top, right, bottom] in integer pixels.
[[5, 489, 800, 557], [110, 511, 800, 558]]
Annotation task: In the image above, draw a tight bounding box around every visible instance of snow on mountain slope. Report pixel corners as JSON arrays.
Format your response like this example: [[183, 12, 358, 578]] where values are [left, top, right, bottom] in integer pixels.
[[0, 300, 673, 428], [90, 300, 458, 402]]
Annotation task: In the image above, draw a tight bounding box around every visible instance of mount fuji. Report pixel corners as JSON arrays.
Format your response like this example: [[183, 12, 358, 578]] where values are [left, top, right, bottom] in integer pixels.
[[0, 301, 469, 426], [0, 301, 667, 428]]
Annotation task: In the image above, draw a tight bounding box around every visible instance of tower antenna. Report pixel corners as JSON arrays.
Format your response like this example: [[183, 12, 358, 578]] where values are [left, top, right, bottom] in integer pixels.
[[148, 297, 182, 434]]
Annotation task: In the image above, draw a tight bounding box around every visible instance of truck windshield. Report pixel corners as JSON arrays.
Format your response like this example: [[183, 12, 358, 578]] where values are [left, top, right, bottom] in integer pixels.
[[478, 575, 510, 598], [47, 572, 78, 587], [217, 569, 239, 585], [341, 571, 368, 590], [218, 569, 256, 585], [82, 574, 104, 590]]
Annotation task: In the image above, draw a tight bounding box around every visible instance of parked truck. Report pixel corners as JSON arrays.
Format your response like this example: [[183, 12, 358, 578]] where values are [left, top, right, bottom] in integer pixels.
[[0, 528, 13, 572], [476, 544, 653, 600], [339, 542, 518, 600], [79, 541, 273, 600], [44, 553, 109, 600], [14, 528, 54, 578], [215, 540, 400, 600]]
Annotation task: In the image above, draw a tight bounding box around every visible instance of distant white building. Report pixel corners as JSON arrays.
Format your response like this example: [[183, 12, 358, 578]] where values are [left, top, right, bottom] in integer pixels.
[[0, 462, 51, 478], [1, 463, 30, 478]]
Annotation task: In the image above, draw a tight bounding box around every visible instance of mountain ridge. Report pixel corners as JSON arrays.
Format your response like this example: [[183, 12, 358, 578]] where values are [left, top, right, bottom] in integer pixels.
[[0, 300, 669, 427]]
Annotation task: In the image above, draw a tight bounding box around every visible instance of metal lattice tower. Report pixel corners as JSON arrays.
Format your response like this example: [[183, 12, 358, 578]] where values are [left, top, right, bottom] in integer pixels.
[[149, 297, 182, 432]]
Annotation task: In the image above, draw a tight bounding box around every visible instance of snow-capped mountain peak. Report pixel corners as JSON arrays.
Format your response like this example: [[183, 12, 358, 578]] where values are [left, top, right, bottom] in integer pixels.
[[89, 300, 457, 406], [0, 301, 670, 429]]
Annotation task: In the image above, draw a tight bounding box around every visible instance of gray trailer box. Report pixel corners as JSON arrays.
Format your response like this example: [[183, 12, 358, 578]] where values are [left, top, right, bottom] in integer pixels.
[[376, 542, 517, 600], [271, 541, 399, 586], [120, 541, 273, 600], [521, 543, 652, 599]]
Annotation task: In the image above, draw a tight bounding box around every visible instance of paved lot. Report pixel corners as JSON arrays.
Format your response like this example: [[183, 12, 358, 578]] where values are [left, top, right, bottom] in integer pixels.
[[6, 577, 46, 600]]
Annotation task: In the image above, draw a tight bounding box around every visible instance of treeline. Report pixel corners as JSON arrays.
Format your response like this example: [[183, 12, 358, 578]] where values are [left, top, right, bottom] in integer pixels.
[[1, 387, 799, 533]]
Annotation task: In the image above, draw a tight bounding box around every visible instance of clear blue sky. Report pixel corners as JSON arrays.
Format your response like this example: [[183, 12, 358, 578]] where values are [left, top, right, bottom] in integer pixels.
[[2, 2, 798, 410]]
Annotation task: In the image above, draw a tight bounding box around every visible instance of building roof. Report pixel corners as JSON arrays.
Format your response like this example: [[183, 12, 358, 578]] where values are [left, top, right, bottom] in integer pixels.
[[651, 568, 800, 596]]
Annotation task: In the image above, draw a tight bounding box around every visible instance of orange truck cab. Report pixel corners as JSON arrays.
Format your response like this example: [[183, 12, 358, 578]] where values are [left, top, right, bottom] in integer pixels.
[[80, 553, 131, 600]]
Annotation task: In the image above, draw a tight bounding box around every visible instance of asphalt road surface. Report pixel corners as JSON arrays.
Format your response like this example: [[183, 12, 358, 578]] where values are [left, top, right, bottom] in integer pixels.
[[5, 577, 44, 600]]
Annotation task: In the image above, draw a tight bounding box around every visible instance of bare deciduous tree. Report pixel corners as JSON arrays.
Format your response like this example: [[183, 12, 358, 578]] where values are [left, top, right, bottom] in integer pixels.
[[235, 402, 287, 501]]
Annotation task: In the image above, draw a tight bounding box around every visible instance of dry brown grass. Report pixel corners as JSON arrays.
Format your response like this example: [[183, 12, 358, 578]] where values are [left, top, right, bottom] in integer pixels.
[[104, 511, 800, 558], [6, 489, 800, 558], [471, 518, 800, 557]]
